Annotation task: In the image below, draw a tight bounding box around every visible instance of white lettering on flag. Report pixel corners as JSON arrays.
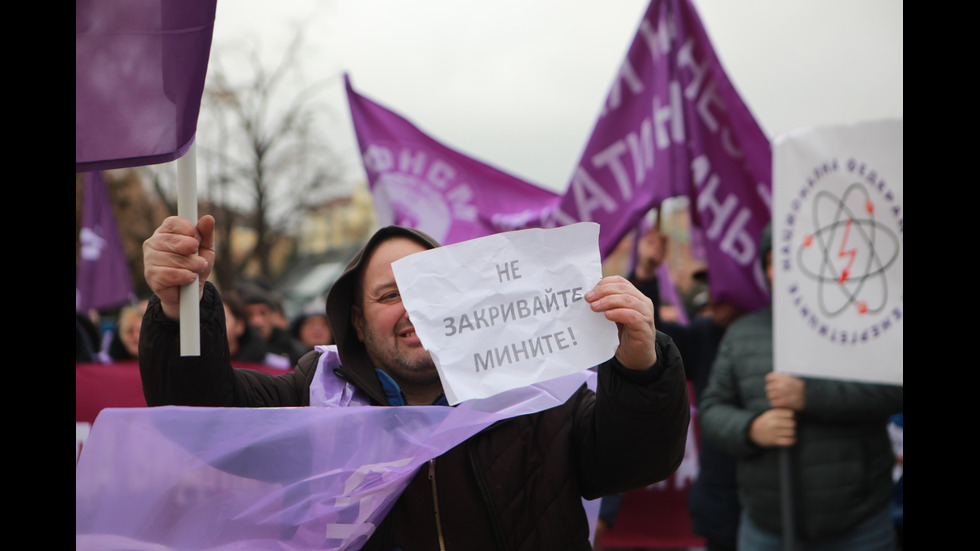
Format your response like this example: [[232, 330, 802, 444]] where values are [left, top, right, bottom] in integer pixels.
[[325, 457, 413, 542]]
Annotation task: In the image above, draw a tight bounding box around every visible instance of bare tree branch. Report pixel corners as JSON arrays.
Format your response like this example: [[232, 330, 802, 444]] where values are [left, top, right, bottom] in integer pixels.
[[195, 26, 349, 290]]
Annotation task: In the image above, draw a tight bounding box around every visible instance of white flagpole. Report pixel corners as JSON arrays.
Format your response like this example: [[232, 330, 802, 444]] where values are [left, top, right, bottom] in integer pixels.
[[177, 142, 200, 356]]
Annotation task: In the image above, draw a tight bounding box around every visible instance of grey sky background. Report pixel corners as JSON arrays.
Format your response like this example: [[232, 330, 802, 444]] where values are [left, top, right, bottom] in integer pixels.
[[209, 0, 903, 193]]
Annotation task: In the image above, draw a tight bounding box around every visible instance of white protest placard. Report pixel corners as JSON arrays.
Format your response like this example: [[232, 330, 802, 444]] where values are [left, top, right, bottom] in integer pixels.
[[772, 119, 903, 385], [392, 222, 619, 404]]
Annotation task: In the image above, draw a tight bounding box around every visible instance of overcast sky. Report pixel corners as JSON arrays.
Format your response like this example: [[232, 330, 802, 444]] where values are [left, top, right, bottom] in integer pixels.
[[209, 0, 903, 193]]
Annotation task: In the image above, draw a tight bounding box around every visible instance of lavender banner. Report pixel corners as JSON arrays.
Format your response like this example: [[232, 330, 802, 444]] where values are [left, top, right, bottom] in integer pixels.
[[76, 363, 592, 550], [75, 0, 217, 171]]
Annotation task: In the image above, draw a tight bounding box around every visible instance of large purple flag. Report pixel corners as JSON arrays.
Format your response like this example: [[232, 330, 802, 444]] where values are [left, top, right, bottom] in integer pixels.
[[76, 172, 135, 312], [348, 0, 772, 312], [75, 0, 217, 172], [346, 75, 561, 246], [530, 0, 772, 312]]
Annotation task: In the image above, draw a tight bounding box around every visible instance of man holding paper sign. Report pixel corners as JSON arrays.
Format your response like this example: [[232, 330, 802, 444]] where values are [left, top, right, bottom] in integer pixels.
[[389, 222, 635, 405], [140, 216, 689, 550]]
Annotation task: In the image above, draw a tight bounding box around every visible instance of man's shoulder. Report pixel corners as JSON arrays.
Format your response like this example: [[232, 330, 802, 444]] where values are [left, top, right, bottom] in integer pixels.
[[295, 349, 323, 376], [726, 306, 771, 334]]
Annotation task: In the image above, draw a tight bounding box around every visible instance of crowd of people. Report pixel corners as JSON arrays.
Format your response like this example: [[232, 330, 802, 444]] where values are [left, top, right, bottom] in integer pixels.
[[76, 300, 148, 364], [76, 215, 903, 551], [76, 283, 333, 369]]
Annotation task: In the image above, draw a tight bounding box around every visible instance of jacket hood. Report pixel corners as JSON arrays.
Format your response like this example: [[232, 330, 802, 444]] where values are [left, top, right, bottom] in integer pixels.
[[325, 226, 441, 400]]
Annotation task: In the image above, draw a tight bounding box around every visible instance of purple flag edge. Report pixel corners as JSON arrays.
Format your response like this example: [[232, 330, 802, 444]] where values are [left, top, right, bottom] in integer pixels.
[[75, 0, 216, 173], [76, 171, 136, 313], [75, 137, 196, 173], [677, 0, 772, 312]]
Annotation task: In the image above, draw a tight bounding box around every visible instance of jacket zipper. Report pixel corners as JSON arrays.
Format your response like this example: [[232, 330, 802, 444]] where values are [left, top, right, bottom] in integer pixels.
[[429, 458, 447, 551], [467, 429, 511, 551]]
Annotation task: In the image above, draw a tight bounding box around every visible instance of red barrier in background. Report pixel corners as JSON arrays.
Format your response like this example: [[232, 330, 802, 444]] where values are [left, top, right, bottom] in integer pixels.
[[596, 483, 705, 549], [75, 361, 294, 462], [75, 361, 294, 424], [595, 382, 705, 550]]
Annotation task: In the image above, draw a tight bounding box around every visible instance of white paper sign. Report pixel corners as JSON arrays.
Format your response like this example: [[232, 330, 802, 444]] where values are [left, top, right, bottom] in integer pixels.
[[772, 119, 903, 385], [392, 222, 619, 404]]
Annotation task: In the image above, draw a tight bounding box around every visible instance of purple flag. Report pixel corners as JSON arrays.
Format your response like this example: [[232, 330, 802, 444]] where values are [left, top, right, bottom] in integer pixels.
[[543, 0, 772, 312], [348, 0, 772, 312], [346, 75, 561, 246], [75, 0, 217, 172], [76, 172, 135, 312]]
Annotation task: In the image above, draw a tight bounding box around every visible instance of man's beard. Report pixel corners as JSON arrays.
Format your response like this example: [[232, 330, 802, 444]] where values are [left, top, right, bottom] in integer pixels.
[[362, 330, 440, 389]]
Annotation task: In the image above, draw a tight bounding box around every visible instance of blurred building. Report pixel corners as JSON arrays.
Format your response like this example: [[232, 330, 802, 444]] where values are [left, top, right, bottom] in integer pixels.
[[274, 180, 377, 318]]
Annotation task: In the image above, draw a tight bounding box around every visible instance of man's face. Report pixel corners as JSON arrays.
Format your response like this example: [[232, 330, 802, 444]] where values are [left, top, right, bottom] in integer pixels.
[[351, 237, 439, 393], [245, 302, 274, 339], [121, 315, 142, 358], [299, 315, 333, 347]]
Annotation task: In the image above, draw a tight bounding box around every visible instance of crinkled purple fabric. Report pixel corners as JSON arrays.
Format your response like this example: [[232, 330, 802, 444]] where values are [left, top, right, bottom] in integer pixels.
[[75, 353, 592, 550]]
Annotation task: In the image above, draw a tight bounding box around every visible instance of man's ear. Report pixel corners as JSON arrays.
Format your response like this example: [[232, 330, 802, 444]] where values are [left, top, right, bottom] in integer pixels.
[[351, 304, 365, 342]]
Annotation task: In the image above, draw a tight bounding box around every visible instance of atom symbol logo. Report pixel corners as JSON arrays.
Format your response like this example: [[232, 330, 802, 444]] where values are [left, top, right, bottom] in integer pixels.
[[796, 183, 900, 318]]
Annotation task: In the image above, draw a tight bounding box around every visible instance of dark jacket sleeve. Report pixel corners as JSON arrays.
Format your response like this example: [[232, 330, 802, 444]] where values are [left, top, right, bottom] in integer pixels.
[[577, 330, 690, 498], [801, 377, 903, 423], [139, 282, 317, 407]]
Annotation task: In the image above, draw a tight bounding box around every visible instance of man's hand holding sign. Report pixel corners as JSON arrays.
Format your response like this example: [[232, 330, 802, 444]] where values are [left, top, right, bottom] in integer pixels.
[[587, 275, 658, 373], [392, 222, 655, 404]]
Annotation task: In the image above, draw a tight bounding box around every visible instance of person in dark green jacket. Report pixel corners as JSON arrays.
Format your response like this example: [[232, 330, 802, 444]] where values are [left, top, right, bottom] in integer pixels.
[[698, 224, 903, 550]]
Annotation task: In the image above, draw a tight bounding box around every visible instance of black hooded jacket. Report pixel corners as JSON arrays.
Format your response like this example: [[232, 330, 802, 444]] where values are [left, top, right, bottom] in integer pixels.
[[140, 225, 690, 550]]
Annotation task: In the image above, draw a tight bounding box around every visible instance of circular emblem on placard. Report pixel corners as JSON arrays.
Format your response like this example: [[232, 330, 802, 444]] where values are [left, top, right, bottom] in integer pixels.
[[779, 157, 903, 344]]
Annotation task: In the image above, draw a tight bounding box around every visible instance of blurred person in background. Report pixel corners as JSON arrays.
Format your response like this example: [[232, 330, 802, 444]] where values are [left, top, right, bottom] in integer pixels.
[[98, 301, 147, 363], [612, 225, 746, 551], [241, 289, 306, 368], [699, 224, 903, 551], [223, 293, 273, 365], [289, 307, 333, 355]]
